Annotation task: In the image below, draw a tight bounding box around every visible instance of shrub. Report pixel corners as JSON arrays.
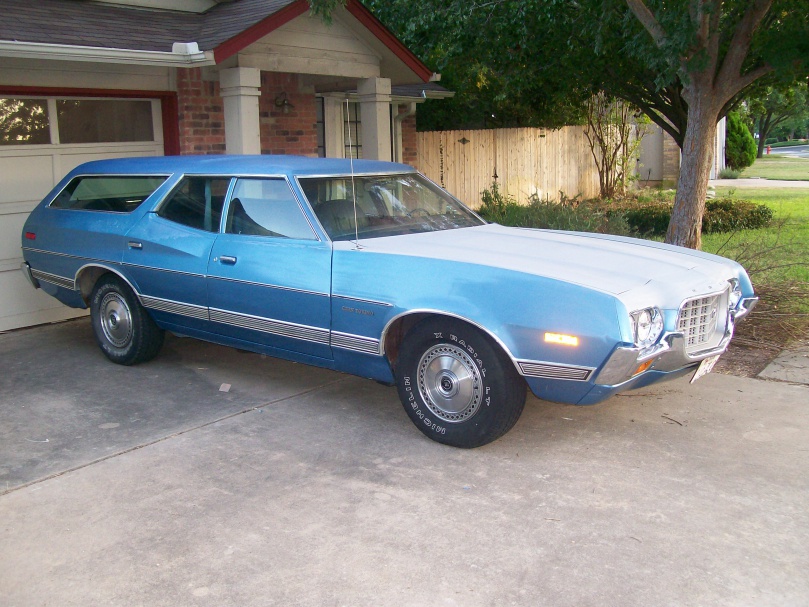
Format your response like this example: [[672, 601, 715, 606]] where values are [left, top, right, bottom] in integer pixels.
[[718, 167, 741, 179], [478, 184, 631, 235], [725, 111, 757, 170], [614, 196, 773, 236], [702, 198, 774, 233]]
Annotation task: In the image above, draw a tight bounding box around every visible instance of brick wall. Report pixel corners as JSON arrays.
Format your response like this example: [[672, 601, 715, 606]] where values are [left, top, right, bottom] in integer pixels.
[[400, 110, 417, 166], [176, 68, 225, 155], [259, 72, 318, 156]]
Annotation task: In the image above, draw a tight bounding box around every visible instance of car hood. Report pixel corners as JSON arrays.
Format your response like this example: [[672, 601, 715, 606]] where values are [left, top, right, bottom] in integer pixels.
[[348, 224, 738, 297]]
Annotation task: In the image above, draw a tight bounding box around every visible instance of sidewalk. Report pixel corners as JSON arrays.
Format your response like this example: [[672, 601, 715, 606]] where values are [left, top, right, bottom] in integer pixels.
[[710, 178, 809, 188]]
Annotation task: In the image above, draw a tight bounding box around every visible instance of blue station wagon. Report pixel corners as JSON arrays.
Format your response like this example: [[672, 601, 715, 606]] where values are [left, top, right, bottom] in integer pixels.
[[21, 155, 758, 447]]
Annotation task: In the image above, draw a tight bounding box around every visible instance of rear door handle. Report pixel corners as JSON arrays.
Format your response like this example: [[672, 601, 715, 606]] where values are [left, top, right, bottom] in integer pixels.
[[128, 241, 143, 249], [219, 256, 237, 265]]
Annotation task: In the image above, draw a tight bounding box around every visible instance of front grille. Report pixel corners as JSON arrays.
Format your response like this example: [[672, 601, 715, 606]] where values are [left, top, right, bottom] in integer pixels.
[[678, 294, 721, 350]]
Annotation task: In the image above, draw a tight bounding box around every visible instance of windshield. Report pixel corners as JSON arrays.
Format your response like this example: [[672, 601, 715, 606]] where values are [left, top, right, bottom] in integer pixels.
[[298, 173, 484, 241]]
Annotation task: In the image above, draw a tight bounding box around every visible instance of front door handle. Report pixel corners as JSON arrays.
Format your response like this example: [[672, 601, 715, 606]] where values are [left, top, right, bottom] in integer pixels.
[[128, 241, 143, 249], [219, 256, 237, 265]]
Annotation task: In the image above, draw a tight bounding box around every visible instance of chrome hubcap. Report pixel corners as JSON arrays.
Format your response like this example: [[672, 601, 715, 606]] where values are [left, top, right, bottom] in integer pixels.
[[417, 344, 482, 423], [100, 292, 133, 348]]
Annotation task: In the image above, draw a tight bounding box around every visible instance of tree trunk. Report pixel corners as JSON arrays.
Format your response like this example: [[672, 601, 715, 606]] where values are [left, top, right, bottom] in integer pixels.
[[665, 100, 718, 250], [756, 115, 766, 158]]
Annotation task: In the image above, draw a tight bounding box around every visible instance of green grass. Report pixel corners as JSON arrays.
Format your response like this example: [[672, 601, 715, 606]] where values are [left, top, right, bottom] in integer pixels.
[[740, 156, 809, 181], [702, 187, 809, 285]]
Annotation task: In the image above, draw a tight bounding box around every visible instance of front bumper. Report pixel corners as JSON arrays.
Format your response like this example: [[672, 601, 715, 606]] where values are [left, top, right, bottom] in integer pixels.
[[593, 296, 759, 388]]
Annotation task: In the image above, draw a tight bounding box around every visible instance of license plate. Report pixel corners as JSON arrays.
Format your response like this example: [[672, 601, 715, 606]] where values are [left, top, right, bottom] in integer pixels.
[[691, 354, 720, 383]]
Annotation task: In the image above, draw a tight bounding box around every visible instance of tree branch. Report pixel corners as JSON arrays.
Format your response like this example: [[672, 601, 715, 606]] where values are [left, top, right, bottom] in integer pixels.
[[625, 0, 668, 48]]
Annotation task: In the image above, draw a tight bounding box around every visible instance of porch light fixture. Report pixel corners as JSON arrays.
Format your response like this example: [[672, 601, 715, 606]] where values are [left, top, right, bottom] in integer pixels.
[[274, 92, 294, 114]]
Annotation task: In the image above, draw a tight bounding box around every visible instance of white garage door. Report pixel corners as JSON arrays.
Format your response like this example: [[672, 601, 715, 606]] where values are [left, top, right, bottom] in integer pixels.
[[0, 96, 164, 331]]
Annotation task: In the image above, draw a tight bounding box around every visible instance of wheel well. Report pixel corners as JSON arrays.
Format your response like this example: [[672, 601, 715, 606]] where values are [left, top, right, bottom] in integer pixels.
[[75, 266, 120, 305], [383, 312, 518, 374]]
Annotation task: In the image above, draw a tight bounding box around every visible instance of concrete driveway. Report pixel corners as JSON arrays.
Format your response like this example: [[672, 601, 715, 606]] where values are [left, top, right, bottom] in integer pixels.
[[1, 319, 808, 606]]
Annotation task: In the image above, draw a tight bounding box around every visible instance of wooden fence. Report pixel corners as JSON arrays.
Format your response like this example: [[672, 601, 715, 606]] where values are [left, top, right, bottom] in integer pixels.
[[415, 127, 600, 209]]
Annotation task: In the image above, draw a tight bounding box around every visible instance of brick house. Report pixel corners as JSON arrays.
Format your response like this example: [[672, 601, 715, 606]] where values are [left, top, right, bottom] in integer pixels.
[[0, 0, 451, 330]]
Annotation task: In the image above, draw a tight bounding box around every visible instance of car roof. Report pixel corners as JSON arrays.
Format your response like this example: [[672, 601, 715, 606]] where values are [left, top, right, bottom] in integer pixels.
[[67, 155, 414, 178]]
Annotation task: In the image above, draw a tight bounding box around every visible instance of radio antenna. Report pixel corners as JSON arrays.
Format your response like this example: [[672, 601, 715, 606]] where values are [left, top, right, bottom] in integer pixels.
[[346, 98, 362, 249]]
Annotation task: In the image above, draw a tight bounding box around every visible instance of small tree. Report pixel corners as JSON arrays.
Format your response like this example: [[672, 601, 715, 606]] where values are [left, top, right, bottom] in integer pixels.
[[583, 93, 647, 198], [725, 111, 757, 171], [747, 82, 809, 156]]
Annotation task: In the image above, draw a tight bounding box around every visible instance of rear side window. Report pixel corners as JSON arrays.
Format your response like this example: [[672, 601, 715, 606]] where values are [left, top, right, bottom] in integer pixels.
[[50, 176, 167, 212], [158, 177, 231, 232]]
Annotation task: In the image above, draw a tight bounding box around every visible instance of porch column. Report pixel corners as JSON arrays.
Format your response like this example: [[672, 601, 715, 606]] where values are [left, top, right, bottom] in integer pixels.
[[358, 77, 391, 161], [219, 67, 261, 155]]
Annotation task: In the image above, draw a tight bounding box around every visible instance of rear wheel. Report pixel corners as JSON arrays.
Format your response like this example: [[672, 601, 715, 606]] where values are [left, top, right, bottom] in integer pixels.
[[396, 318, 526, 448], [90, 275, 164, 365]]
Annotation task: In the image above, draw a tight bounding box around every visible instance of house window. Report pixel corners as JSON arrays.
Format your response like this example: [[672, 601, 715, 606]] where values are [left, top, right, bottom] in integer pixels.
[[0, 98, 51, 145], [344, 102, 362, 159], [315, 98, 326, 158]]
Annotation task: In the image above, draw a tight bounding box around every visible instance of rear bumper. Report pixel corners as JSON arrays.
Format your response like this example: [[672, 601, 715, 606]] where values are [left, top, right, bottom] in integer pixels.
[[20, 262, 40, 289]]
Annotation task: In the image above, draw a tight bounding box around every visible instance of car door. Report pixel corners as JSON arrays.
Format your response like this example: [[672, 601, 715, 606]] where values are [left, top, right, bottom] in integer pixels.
[[123, 175, 231, 331], [206, 177, 332, 359]]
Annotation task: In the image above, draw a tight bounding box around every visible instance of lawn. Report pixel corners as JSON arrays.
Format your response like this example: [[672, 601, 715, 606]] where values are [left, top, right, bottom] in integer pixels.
[[702, 187, 809, 284], [740, 156, 809, 181]]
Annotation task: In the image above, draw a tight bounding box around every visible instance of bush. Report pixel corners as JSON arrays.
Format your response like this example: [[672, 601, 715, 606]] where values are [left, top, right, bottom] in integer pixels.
[[478, 184, 631, 235], [725, 111, 757, 170], [718, 167, 741, 179], [612, 196, 773, 236]]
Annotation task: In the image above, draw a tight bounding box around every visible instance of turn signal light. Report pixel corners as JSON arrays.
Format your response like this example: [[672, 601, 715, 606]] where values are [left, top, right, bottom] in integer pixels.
[[633, 359, 655, 376], [544, 332, 579, 347]]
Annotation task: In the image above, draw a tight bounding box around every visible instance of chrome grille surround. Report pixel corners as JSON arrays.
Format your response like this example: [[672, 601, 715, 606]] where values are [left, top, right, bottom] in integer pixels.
[[677, 290, 727, 354]]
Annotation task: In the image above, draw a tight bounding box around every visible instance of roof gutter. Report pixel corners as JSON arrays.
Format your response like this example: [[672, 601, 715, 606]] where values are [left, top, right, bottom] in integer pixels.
[[0, 40, 215, 67]]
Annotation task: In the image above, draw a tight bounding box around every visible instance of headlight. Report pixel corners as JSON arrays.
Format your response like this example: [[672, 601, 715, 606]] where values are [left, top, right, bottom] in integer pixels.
[[630, 307, 664, 348], [728, 279, 742, 310]]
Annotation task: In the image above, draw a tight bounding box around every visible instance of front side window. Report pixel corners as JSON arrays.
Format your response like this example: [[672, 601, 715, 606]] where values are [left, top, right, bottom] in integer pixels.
[[299, 173, 484, 241], [158, 177, 231, 232], [226, 179, 315, 240], [50, 176, 168, 212]]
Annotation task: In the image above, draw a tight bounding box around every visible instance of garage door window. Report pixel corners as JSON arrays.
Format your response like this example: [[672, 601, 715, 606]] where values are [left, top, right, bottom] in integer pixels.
[[0, 98, 51, 145], [57, 100, 154, 144], [1, 97, 156, 146]]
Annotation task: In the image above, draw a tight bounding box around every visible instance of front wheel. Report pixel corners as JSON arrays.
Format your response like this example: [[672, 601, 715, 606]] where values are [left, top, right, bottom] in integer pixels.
[[395, 318, 526, 448], [90, 274, 164, 365]]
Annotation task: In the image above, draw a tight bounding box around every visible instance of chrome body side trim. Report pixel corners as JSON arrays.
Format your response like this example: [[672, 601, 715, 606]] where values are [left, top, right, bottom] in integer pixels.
[[331, 331, 382, 355], [332, 294, 393, 307], [141, 295, 209, 321], [517, 360, 595, 382], [31, 268, 76, 290], [209, 275, 329, 298], [209, 308, 330, 345]]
